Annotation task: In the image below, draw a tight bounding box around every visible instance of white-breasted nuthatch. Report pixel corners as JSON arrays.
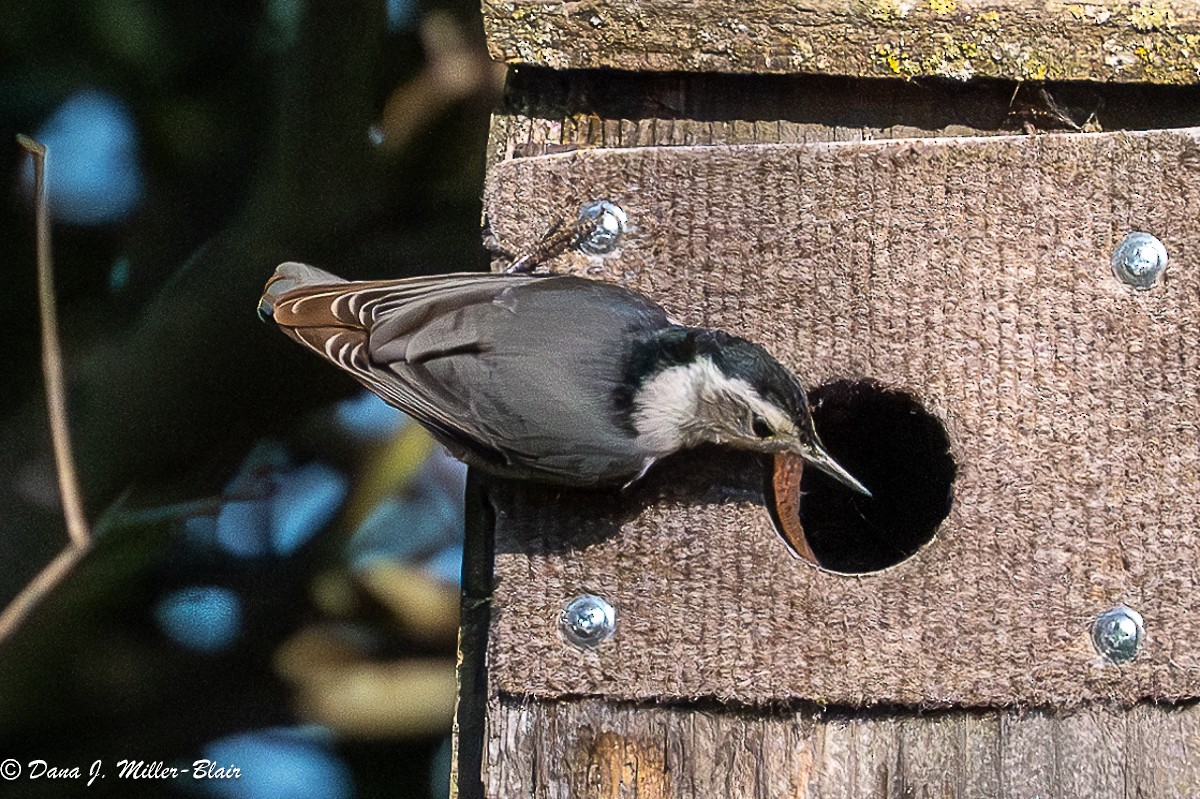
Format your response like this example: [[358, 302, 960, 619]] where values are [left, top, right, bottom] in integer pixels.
[[259, 263, 869, 494]]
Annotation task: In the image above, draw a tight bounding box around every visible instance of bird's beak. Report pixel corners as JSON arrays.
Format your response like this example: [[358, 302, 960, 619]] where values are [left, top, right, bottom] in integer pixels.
[[796, 441, 873, 497]]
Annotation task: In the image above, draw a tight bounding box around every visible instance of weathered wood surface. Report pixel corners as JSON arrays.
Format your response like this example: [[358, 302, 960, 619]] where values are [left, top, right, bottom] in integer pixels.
[[480, 129, 1200, 707], [487, 71, 1018, 164], [484, 695, 1200, 798], [488, 70, 1200, 162], [484, 0, 1200, 83]]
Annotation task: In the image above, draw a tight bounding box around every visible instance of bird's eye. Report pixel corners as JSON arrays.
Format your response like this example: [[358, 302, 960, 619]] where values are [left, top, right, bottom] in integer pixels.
[[751, 415, 773, 438]]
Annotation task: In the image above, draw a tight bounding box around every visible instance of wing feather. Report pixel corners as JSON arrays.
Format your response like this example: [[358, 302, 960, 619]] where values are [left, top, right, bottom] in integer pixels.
[[263, 263, 671, 481], [265, 265, 551, 460]]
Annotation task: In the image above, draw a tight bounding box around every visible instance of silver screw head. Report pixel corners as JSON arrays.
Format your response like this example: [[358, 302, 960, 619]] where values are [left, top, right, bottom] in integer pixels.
[[560, 594, 616, 648], [1092, 604, 1145, 663], [1111, 232, 1168, 290], [576, 200, 627, 255]]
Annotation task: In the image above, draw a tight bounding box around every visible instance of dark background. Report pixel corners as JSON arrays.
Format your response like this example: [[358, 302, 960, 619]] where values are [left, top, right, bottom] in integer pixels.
[[0, 0, 500, 796]]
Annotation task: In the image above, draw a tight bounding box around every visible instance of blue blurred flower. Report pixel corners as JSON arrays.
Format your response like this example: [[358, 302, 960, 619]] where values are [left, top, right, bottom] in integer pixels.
[[270, 462, 349, 555], [182, 514, 219, 549], [334, 391, 410, 439], [430, 736, 452, 799], [212, 451, 348, 558], [23, 88, 144, 225], [109, 256, 131, 292], [348, 492, 460, 570], [387, 0, 419, 31], [423, 545, 463, 587], [153, 586, 242, 653], [215, 498, 273, 559], [192, 727, 353, 799]]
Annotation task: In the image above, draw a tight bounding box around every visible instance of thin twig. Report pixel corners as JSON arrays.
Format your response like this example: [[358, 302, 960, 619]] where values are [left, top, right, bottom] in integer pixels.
[[0, 136, 93, 643], [504, 214, 606, 274], [0, 547, 87, 641], [18, 134, 90, 549]]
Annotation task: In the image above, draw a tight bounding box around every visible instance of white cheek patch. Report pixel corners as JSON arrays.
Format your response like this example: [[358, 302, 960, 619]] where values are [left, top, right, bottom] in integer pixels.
[[632, 357, 763, 453]]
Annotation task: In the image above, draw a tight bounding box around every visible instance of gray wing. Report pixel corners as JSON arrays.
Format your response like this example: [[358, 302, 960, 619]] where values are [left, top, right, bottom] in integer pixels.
[[368, 276, 672, 481], [266, 264, 670, 482]]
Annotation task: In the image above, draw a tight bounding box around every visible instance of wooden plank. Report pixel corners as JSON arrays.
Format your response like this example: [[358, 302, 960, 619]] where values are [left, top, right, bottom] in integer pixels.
[[487, 70, 1200, 163], [1125, 702, 1200, 796], [480, 130, 1200, 707], [895, 713, 969, 798], [483, 0, 1200, 83], [959, 713, 1004, 799], [483, 697, 1200, 798], [1056, 705, 1127, 797], [999, 711, 1061, 799]]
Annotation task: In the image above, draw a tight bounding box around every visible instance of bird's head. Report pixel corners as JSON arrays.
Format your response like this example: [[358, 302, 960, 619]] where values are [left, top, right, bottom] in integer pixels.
[[630, 328, 871, 496]]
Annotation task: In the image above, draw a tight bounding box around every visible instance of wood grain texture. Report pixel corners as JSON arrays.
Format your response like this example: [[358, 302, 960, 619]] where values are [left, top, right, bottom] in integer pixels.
[[484, 696, 1200, 798], [484, 0, 1200, 83], [487, 71, 1021, 164], [480, 129, 1200, 707], [488, 70, 1200, 164]]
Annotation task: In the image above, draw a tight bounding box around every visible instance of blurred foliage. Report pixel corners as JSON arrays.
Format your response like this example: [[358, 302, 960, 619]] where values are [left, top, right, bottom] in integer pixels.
[[0, 0, 502, 796]]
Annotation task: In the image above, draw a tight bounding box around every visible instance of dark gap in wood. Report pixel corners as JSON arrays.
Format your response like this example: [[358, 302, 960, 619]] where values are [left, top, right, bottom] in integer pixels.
[[454, 471, 495, 799], [496, 690, 1200, 720], [503, 66, 1200, 138], [462, 471, 497, 602]]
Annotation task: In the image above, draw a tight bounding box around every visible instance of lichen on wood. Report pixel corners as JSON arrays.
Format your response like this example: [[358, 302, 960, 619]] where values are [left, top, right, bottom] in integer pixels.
[[483, 0, 1200, 83]]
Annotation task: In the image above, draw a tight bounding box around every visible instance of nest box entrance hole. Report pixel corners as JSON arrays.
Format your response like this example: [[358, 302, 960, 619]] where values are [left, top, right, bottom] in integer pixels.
[[770, 379, 957, 574]]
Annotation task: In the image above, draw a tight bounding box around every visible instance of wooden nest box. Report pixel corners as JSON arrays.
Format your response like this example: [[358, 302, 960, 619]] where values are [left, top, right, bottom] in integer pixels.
[[455, 1, 1200, 795]]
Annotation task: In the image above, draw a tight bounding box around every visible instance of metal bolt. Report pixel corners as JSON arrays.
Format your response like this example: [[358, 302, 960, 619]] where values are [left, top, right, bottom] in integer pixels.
[[1111, 232, 1168, 290], [575, 200, 627, 256], [560, 594, 616, 648], [1092, 604, 1145, 664]]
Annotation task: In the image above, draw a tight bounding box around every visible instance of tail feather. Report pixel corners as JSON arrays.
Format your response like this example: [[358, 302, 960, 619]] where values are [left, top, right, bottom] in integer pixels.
[[260, 262, 543, 380], [257, 262, 346, 323], [260, 261, 432, 330], [259, 262, 373, 368]]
